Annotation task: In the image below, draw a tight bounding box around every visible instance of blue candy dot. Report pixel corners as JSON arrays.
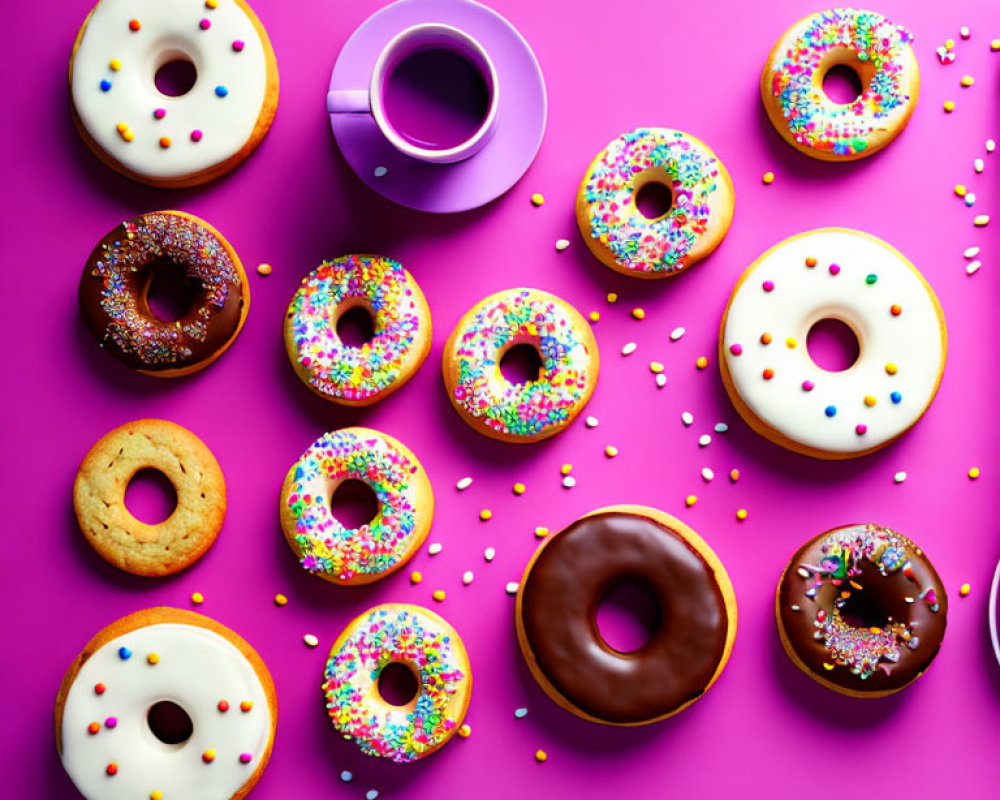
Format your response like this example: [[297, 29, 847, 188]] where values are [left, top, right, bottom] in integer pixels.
[[100, 79, 112, 92], [215, 85, 229, 97], [118, 646, 132, 660], [890, 391, 902, 404], [824, 405, 837, 417]]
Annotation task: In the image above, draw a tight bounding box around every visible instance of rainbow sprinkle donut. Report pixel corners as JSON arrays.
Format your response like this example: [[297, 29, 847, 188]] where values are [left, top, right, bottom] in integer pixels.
[[442, 288, 599, 442], [761, 8, 919, 161], [323, 604, 471, 762], [575, 128, 734, 278], [279, 427, 433, 585], [284, 255, 431, 407]]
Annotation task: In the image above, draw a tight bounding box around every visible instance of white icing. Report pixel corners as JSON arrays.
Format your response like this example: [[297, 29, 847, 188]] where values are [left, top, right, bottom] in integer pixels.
[[61, 623, 272, 800], [721, 229, 946, 455], [71, 0, 270, 181]]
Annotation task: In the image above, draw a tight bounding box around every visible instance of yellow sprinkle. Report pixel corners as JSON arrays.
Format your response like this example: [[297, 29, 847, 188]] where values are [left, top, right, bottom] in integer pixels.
[[736, 509, 748, 521], [513, 482, 526, 495], [534, 526, 549, 539], [109, 58, 122, 71], [190, 592, 204, 605], [432, 589, 446, 602], [973, 214, 990, 227], [955, 184, 968, 197], [961, 75, 975, 87], [116, 122, 128, 132], [534, 749, 548, 763], [631, 307, 645, 320], [943, 100, 955, 113], [960, 583, 971, 597], [409, 571, 423, 585], [945, 38, 955, 50], [696, 356, 708, 370], [992, 39, 1000, 51], [685, 494, 697, 508], [606, 293, 618, 305], [589, 311, 600, 322], [274, 593, 288, 606], [560, 463, 573, 475], [864, 395, 877, 407], [885, 362, 898, 375], [151, 792, 163, 800], [968, 467, 980, 480], [159, 136, 172, 149], [604, 445, 618, 458], [649, 361, 664, 374], [729, 469, 740, 483], [762, 171, 775, 185], [123, 129, 135, 142], [785, 337, 797, 349], [147, 653, 160, 665], [530, 193, 544, 207], [458, 723, 472, 738], [256, 263, 272, 276], [822, 663, 835, 671], [479, 509, 492, 521]]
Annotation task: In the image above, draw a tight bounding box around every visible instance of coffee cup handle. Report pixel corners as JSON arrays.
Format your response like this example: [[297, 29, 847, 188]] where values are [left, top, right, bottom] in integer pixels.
[[326, 90, 371, 114]]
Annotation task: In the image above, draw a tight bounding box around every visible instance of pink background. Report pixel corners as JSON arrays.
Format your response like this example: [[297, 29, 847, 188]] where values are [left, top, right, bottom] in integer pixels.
[[4, 0, 999, 797]]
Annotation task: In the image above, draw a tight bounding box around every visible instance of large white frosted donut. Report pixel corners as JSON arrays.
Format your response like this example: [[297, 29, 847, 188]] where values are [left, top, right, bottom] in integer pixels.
[[719, 228, 947, 459], [69, 0, 278, 186]]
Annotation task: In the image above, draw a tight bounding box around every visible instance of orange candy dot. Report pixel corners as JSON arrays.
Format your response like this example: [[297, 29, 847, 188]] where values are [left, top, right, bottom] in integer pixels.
[[762, 368, 775, 380], [760, 332, 772, 344], [240, 700, 253, 712], [128, 18, 141, 31], [890, 304, 902, 316], [159, 137, 172, 149], [805, 257, 818, 268], [88, 722, 100, 734]]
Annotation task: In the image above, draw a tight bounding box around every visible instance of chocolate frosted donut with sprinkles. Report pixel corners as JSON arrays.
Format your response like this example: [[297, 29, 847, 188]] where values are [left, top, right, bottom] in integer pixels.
[[576, 128, 734, 278], [777, 524, 947, 697], [761, 8, 919, 160], [79, 211, 250, 377]]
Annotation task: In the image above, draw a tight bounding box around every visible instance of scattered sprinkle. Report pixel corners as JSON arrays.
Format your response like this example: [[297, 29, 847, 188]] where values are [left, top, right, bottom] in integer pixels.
[[513, 482, 526, 495], [992, 39, 1000, 51], [762, 171, 775, 185], [158, 136, 172, 149], [428, 543, 443, 556], [604, 445, 619, 458], [366, 791, 379, 800], [256, 263, 272, 276], [698, 434, 712, 447], [987, 139, 996, 152], [974, 214, 990, 226], [373, 166, 388, 177], [975, 158, 985, 173], [967, 260, 982, 275], [649, 361, 664, 374], [968, 467, 980, 480], [432, 589, 446, 602], [682, 411, 694, 426], [894, 472, 907, 484], [190, 591, 204, 605], [514, 707, 529, 719], [479, 509, 492, 522], [589, 311, 601, 322], [147, 653, 160, 665], [944, 100, 955, 113], [685, 494, 698, 507], [585, 416, 598, 427], [458, 724, 472, 738], [462, 571, 474, 586], [965, 193, 977, 207], [621, 341, 637, 356], [535, 750, 548, 763], [960, 583, 971, 597], [560, 463, 573, 475], [701, 468, 714, 482], [555, 239, 570, 251], [303, 634, 319, 648], [215, 85, 229, 97], [409, 571, 422, 585], [606, 292, 618, 304], [670, 326, 686, 341], [736, 509, 748, 521], [955, 184, 967, 197], [562, 476, 576, 488], [729, 469, 740, 482], [961, 75, 975, 87], [964, 246, 980, 258], [456, 477, 473, 490], [505, 582, 519, 595], [631, 308, 645, 320], [128, 18, 141, 31], [960, 26, 970, 39], [696, 356, 708, 370], [341, 771, 353, 783], [530, 193, 544, 207], [534, 526, 549, 539], [484, 547, 496, 562], [714, 423, 729, 433], [110, 58, 122, 71], [655, 374, 666, 388]]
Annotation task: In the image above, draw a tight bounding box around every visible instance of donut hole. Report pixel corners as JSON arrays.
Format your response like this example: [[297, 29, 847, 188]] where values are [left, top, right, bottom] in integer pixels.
[[837, 561, 911, 629], [499, 343, 543, 385], [377, 662, 420, 706], [822, 64, 865, 104], [329, 479, 379, 530], [145, 261, 198, 323], [154, 57, 198, 97], [595, 580, 660, 654], [147, 700, 193, 745], [124, 468, 177, 525], [806, 318, 860, 373], [633, 180, 674, 221], [335, 305, 376, 347]]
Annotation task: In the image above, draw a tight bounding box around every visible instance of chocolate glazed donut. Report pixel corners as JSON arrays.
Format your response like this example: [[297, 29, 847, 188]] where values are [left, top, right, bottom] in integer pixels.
[[776, 523, 947, 697], [79, 211, 250, 377], [515, 505, 738, 725]]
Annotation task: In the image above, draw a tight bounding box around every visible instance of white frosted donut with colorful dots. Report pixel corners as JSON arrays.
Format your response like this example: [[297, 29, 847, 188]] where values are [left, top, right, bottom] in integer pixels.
[[719, 229, 947, 459], [69, 0, 279, 187], [55, 608, 276, 800]]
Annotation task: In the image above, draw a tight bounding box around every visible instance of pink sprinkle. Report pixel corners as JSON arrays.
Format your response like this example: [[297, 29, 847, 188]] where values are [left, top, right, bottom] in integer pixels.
[[802, 380, 814, 391], [200, 18, 211, 30], [762, 280, 775, 292], [729, 343, 743, 356], [829, 263, 841, 275], [239, 753, 253, 764], [190, 130, 203, 142], [232, 40, 245, 52], [855, 424, 867, 435], [153, 108, 166, 119]]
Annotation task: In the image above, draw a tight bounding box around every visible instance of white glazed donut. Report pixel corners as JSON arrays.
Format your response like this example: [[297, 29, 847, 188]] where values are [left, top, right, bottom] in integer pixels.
[[56, 608, 276, 800], [69, 0, 279, 187], [719, 228, 947, 459]]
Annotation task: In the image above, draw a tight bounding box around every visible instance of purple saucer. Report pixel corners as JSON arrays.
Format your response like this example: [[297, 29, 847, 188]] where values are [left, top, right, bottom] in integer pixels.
[[991, 559, 1000, 667], [328, 0, 547, 213]]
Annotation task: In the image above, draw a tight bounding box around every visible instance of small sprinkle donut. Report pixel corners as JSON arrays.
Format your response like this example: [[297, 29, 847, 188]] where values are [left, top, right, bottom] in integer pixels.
[[719, 228, 947, 459], [575, 128, 734, 278], [777, 524, 947, 697], [79, 211, 250, 377], [761, 8, 919, 161], [73, 419, 226, 576], [279, 427, 433, 585], [442, 288, 599, 442], [69, 0, 279, 187], [323, 604, 471, 762], [284, 255, 431, 406], [55, 607, 277, 800]]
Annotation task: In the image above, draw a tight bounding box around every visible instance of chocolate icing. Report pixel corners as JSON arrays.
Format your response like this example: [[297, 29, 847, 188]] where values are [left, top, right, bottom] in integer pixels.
[[518, 511, 731, 724], [777, 524, 947, 693]]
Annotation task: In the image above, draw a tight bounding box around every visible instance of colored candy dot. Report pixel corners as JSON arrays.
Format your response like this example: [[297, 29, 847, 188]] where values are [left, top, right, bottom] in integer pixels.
[[822, 662, 835, 671], [218, 700, 229, 712], [955, 184, 968, 197], [199, 18, 211, 30], [992, 39, 1000, 51], [729, 343, 743, 356], [960, 583, 971, 597], [105, 717, 118, 728], [232, 40, 245, 52], [805, 257, 817, 268], [802, 380, 814, 392], [829, 263, 841, 275], [159, 137, 171, 149], [535, 750, 548, 763], [560, 463, 573, 475], [825, 406, 837, 417], [856, 424, 867, 435], [191, 591, 204, 604], [341, 771, 354, 782], [696, 356, 708, 369], [943, 100, 955, 113], [122, 128, 135, 142], [458, 724, 472, 738], [432, 589, 447, 602], [129, 19, 141, 31], [530, 193, 544, 206], [865, 274, 877, 285], [631, 308, 645, 320], [118, 647, 131, 660], [151, 792, 163, 800], [885, 363, 898, 375], [215, 85, 229, 97], [154, 108, 166, 119], [206, 0, 219, 7], [410, 571, 422, 584], [240, 701, 253, 712], [762, 171, 775, 185], [864, 395, 877, 407], [147, 653, 160, 664], [203, 750, 216, 763], [762, 280, 775, 292], [969, 467, 981, 480], [240, 753, 253, 764], [961, 75, 974, 87], [685, 495, 697, 508], [736, 509, 748, 521], [100, 79, 112, 92], [479, 509, 492, 521], [274, 593, 287, 606], [890, 304, 902, 316], [88, 722, 100, 734], [190, 129, 203, 142], [890, 391, 902, 404], [110, 58, 121, 70], [785, 337, 797, 348], [535, 526, 549, 538], [106, 763, 118, 776], [606, 293, 618, 304], [729, 469, 740, 482], [760, 333, 772, 344], [513, 482, 526, 495], [589, 311, 600, 322], [762, 368, 774, 380], [95, 683, 106, 695]]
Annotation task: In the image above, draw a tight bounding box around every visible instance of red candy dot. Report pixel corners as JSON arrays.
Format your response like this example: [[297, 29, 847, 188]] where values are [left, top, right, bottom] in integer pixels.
[[829, 263, 841, 275], [106, 763, 118, 776], [817, 609, 827, 622], [762, 280, 775, 292], [200, 18, 211, 30], [128, 18, 141, 31], [88, 722, 100, 735], [890, 304, 902, 316], [232, 40, 245, 52], [190, 129, 203, 142], [762, 368, 775, 380], [856, 424, 868, 435], [94, 683, 106, 695], [729, 343, 743, 356], [218, 700, 229, 712]]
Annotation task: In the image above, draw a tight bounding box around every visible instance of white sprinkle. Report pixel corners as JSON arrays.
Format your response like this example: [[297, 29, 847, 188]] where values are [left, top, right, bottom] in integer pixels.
[[462, 570, 474, 585], [669, 326, 686, 341], [974, 214, 990, 226], [714, 422, 729, 433], [366, 792, 379, 800], [373, 166, 387, 177], [303, 634, 319, 648], [621, 342, 637, 356], [701, 468, 715, 482], [456, 476, 473, 491], [505, 581, 519, 595], [894, 471, 907, 484], [974, 158, 985, 173], [340, 771, 353, 783], [790, 604, 801, 612], [698, 434, 712, 447], [585, 416, 599, 428], [960, 25, 970, 39], [905, 597, 915, 604], [514, 707, 529, 719], [967, 260, 982, 275], [555, 239, 570, 251], [964, 246, 980, 258], [562, 475, 576, 488], [797, 567, 810, 579], [428, 542, 443, 556], [987, 139, 996, 153], [681, 411, 694, 427], [655, 374, 667, 388], [965, 193, 977, 207], [484, 547, 496, 562]]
